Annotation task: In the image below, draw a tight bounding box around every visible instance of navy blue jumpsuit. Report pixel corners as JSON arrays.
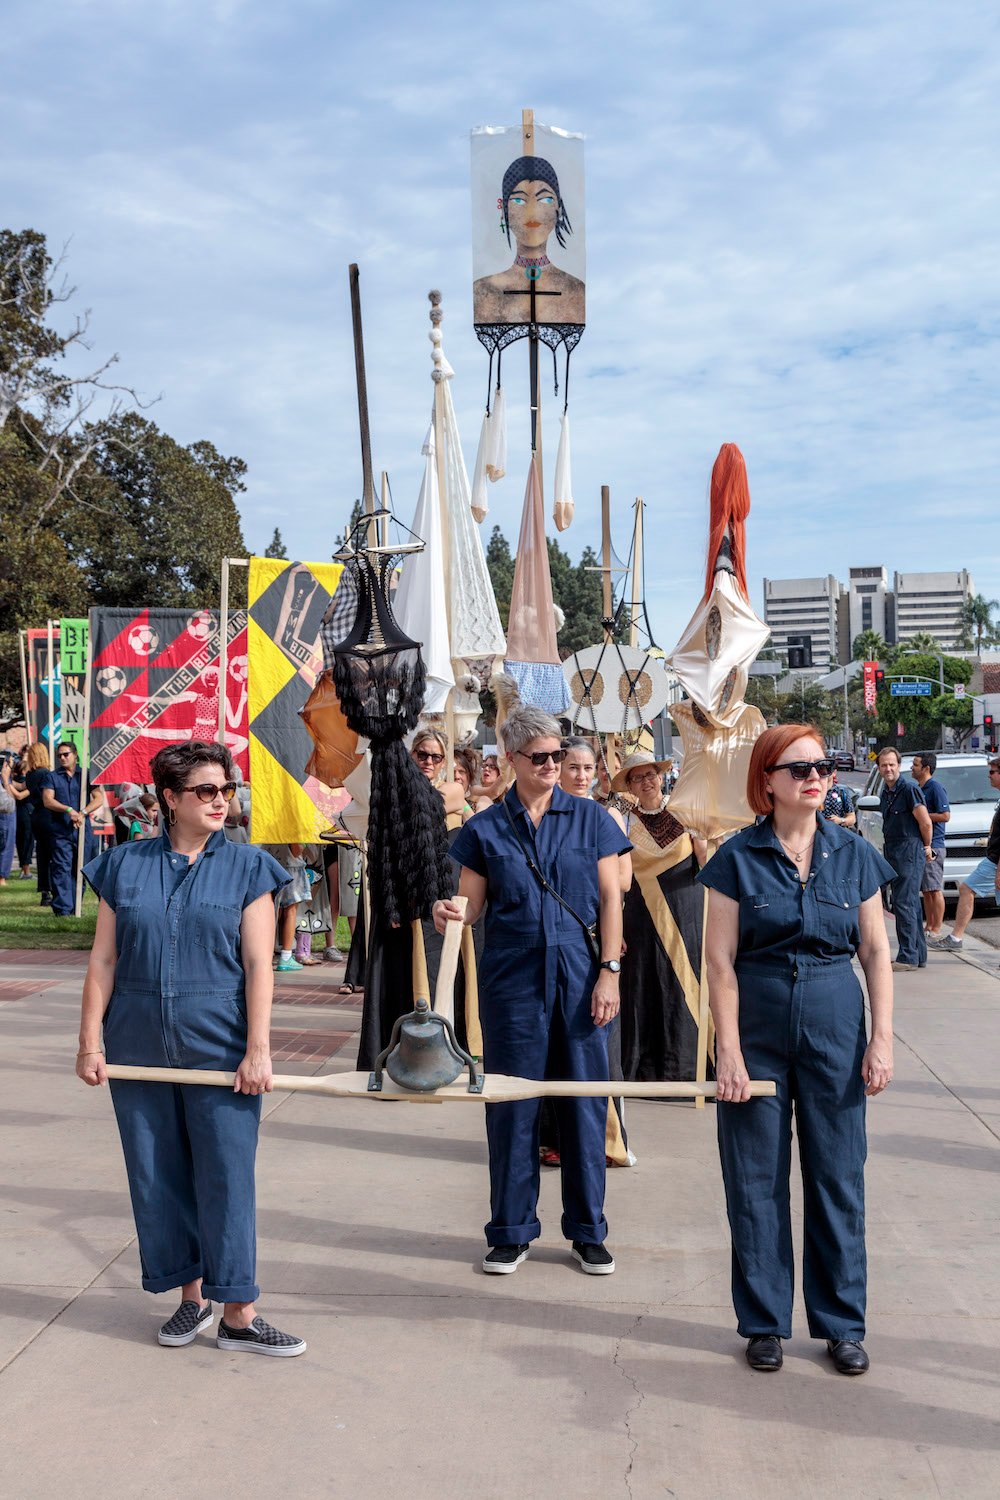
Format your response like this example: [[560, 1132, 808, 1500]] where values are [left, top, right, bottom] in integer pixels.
[[47, 764, 97, 915], [450, 787, 630, 1247], [697, 816, 894, 1342], [84, 832, 289, 1302], [879, 777, 928, 967]]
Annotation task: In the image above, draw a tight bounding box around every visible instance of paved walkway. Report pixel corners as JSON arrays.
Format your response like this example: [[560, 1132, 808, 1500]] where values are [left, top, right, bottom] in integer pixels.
[[1, 937, 998, 1499]]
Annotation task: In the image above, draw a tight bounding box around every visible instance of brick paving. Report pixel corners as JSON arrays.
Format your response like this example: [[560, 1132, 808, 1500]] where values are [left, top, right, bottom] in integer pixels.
[[269, 1027, 356, 1063], [0, 978, 59, 1002]]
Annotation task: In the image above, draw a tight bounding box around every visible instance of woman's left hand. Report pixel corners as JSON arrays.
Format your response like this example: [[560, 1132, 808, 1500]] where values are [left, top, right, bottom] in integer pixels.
[[234, 1044, 273, 1095], [591, 974, 620, 1028], [861, 1037, 893, 1096]]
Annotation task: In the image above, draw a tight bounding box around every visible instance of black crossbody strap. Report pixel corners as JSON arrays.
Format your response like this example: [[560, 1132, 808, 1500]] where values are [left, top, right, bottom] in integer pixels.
[[501, 793, 599, 947]]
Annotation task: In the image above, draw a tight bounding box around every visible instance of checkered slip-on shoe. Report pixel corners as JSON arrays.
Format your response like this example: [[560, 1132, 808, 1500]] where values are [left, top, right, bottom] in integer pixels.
[[157, 1300, 214, 1346], [217, 1315, 307, 1357]]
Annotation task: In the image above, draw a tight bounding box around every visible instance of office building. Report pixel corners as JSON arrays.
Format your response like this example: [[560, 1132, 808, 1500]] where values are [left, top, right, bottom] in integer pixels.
[[762, 576, 843, 670], [892, 570, 974, 651]]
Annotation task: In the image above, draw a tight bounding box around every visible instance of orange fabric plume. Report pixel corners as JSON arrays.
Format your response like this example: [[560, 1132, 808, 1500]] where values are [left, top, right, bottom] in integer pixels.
[[704, 443, 751, 602]]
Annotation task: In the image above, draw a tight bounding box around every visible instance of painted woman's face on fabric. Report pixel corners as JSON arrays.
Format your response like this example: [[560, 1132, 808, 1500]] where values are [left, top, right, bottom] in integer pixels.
[[507, 180, 558, 250]]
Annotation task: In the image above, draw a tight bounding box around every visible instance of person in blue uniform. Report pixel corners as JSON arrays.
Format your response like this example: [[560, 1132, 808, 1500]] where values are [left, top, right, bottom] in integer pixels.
[[77, 740, 307, 1357], [698, 724, 894, 1376], [434, 706, 631, 1277], [43, 742, 102, 916], [22, 741, 55, 905], [876, 746, 934, 970]]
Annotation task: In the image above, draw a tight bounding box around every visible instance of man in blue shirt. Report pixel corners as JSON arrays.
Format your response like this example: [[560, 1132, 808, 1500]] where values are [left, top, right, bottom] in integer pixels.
[[911, 752, 950, 943], [876, 747, 934, 969], [43, 742, 103, 916]]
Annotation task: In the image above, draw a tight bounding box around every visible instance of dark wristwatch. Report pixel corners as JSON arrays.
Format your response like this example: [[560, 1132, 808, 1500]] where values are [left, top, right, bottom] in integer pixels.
[[600, 959, 622, 974]]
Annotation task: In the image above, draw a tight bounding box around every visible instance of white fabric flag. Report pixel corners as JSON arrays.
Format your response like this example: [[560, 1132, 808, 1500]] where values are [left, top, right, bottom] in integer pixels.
[[393, 419, 455, 714]]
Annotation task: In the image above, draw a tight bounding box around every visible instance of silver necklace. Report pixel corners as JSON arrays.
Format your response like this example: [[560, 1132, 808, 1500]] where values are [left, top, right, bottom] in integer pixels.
[[778, 834, 813, 865]]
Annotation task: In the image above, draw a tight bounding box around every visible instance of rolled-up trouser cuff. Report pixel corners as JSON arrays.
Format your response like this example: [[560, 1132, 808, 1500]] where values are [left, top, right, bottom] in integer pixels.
[[202, 1280, 260, 1303], [141, 1261, 204, 1295], [485, 1218, 541, 1247], [561, 1212, 608, 1245]]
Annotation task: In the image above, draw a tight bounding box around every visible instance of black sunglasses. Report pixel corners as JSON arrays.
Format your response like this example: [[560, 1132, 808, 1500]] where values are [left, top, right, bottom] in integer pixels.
[[414, 750, 445, 765], [516, 748, 568, 767], [766, 759, 835, 780], [180, 781, 238, 803]]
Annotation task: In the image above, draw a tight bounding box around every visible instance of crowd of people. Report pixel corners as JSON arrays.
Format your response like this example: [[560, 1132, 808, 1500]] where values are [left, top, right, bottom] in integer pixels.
[[5, 714, 986, 1374]]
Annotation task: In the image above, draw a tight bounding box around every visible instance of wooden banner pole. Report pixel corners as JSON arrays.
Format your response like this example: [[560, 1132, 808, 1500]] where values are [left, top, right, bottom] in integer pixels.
[[46, 620, 55, 751], [217, 556, 230, 743], [18, 630, 30, 739]]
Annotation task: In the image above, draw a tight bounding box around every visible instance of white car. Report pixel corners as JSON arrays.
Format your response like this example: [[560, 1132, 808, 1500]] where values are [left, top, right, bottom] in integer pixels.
[[856, 753, 1000, 897]]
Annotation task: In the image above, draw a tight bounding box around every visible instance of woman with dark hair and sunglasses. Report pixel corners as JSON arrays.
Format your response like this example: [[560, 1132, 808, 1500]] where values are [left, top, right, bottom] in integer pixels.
[[76, 741, 307, 1357], [434, 706, 630, 1277], [697, 724, 895, 1377]]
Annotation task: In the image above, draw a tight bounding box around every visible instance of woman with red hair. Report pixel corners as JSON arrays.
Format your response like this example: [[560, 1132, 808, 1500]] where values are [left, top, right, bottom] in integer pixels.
[[697, 724, 895, 1376]]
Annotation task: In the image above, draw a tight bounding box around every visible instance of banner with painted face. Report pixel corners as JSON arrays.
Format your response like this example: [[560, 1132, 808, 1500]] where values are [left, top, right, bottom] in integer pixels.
[[471, 122, 585, 329], [87, 608, 249, 786]]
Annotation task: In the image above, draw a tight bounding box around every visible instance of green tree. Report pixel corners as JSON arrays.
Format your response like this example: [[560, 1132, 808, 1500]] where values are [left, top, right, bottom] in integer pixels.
[[852, 629, 888, 662], [485, 525, 515, 632], [898, 630, 941, 654], [957, 594, 1000, 655], [264, 527, 288, 558]]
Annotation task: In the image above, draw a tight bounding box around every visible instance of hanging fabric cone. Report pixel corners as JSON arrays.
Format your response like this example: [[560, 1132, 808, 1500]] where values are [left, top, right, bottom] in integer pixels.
[[485, 385, 507, 482], [393, 419, 455, 714], [504, 461, 571, 713], [553, 409, 574, 532], [470, 408, 490, 523]]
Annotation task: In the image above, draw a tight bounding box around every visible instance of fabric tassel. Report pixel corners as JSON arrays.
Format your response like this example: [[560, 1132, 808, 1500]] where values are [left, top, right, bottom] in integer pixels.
[[553, 410, 574, 532], [485, 385, 506, 483], [471, 409, 490, 523]]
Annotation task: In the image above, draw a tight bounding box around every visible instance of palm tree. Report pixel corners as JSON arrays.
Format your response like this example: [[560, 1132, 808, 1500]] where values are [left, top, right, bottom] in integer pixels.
[[957, 595, 1000, 656], [851, 629, 888, 662], [899, 630, 941, 654]]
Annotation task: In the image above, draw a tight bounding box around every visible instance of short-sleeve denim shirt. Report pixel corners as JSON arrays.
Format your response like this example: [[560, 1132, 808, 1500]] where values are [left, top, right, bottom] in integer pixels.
[[449, 786, 631, 951], [697, 814, 895, 970], [879, 778, 926, 848], [84, 830, 290, 1000]]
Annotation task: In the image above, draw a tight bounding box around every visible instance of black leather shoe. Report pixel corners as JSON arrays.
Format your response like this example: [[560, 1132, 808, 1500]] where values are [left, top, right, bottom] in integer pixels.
[[826, 1339, 869, 1375], [745, 1335, 782, 1371]]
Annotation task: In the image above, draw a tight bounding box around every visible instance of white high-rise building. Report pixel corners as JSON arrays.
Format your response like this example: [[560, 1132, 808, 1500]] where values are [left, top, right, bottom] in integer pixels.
[[893, 570, 974, 650], [847, 566, 890, 648], [762, 576, 843, 669]]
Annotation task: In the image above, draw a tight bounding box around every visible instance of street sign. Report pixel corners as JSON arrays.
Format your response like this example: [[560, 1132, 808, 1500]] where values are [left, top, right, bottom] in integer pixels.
[[954, 683, 966, 699], [972, 737, 980, 748], [890, 681, 932, 697]]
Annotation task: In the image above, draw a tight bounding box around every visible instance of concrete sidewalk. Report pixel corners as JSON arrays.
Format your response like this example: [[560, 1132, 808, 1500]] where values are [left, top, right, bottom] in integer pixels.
[[1, 944, 998, 1499]]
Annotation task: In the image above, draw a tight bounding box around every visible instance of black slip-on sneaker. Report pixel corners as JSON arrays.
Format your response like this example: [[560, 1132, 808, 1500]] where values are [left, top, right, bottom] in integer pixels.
[[217, 1315, 306, 1357], [571, 1241, 616, 1275], [158, 1300, 214, 1346], [482, 1244, 530, 1274]]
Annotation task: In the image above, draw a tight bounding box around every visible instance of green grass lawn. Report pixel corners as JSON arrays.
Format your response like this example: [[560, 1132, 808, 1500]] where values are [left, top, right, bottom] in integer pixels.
[[0, 877, 99, 949]]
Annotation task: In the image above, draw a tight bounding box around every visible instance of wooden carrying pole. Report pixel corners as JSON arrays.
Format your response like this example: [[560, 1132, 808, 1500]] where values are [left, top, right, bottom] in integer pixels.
[[523, 107, 544, 500], [430, 898, 466, 1027], [429, 289, 456, 779], [600, 485, 619, 773], [46, 620, 56, 750], [104, 1063, 775, 1105]]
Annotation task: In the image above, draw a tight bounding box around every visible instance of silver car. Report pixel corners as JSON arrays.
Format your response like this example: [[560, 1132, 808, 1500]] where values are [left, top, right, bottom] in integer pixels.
[[856, 753, 1000, 897]]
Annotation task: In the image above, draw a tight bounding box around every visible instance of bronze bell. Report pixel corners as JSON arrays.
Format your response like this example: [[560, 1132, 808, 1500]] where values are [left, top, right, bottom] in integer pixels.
[[369, 998, 482, 1093]]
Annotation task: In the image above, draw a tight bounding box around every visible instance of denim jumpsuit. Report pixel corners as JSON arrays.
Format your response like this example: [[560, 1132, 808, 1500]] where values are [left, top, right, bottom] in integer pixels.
[[697, 817, 894, 1341], [84, 832, 289, 1302], [47, 766, 97, 915], [879, 778, 927, 967], [450, 787, 631, 1247]]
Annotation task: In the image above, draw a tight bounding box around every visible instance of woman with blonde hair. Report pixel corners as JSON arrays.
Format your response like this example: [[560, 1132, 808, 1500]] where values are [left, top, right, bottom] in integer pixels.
[[21, 742, 55, 906]]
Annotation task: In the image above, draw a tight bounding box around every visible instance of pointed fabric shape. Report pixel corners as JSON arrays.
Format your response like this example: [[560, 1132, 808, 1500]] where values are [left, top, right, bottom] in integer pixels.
[[504, 461, 570, 713], [392, 419, 455, 715], [553, 410, 574, 532], [666, 568, 770, 727], [485, 385, 506, 482], [666, 700, 765, 840], [435, 365, 507, 736], [470, 409, 490, 523]]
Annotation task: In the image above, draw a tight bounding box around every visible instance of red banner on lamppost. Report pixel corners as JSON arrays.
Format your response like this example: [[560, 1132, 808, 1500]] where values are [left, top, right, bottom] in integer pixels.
[[863, 660, 877, 714]]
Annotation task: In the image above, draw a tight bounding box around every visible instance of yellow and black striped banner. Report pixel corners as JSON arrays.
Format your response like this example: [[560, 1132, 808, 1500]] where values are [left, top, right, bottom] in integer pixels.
[[248, 558, 345, 842]]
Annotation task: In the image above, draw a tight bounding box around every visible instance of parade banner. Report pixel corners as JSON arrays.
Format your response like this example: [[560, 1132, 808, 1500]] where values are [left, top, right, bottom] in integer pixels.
[[247, 557, 345, 842], [863, 660, 877, 715], [87, 608, 249, 786], [26, 628, 60, 745], [59, 618, 88, 759]]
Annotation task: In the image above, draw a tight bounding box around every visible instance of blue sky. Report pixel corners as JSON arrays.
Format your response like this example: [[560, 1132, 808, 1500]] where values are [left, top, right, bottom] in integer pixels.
[[5, 0, 999, 649]]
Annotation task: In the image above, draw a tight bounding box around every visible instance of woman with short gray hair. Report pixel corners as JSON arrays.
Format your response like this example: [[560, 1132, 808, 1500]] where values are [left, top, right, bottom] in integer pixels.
[[435, 707, 631, 1277]]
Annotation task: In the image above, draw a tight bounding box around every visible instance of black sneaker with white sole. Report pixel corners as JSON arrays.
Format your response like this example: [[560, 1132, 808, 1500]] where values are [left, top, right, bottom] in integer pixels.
[[158, 1300, 214, 1346], [571, 1241, 616, 1274], [482, 1243, 530, 1274], [216, 1315, 306, 1357]]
